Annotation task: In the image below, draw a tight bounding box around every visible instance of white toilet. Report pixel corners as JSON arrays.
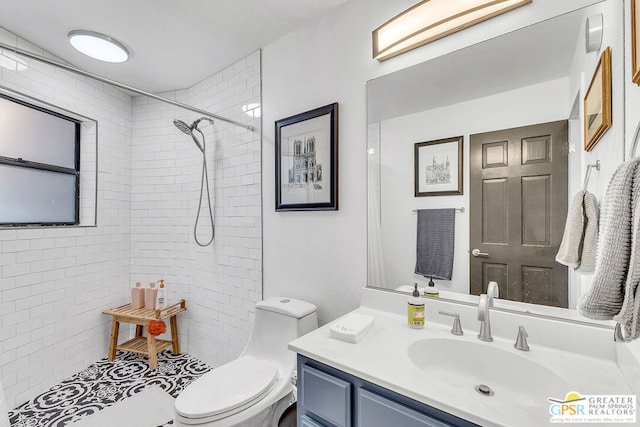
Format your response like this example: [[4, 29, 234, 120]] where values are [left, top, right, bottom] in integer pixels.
[[174, 297, 318, 427]]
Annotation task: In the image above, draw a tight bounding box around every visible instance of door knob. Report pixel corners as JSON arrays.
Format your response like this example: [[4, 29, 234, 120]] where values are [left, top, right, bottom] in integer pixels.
[[472, 248, 489, 257]]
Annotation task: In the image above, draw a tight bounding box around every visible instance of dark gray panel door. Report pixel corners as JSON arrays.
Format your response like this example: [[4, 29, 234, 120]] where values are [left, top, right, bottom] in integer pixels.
[[470, 121, 568, 308]]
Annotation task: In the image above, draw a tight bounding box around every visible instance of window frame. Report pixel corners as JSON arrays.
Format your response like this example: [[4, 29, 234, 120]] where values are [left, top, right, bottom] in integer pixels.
[[0, 93, 81, 226]]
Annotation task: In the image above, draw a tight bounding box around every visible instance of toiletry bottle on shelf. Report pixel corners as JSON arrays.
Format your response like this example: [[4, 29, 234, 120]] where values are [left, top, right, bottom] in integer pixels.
[[131, 282, 145, 309], [424, 276, 440, 298], [408, 283, 425, 329], [145, 282, 157, 310], [156, 279, 167, 309]]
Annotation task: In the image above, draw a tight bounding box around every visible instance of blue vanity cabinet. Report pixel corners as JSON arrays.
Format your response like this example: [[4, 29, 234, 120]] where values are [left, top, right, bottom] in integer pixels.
[[297, 355, 479, 427], [299, 363, 351, 427]]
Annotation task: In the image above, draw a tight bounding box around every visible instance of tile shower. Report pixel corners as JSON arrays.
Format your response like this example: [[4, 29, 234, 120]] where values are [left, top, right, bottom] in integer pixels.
[[0, 25, 262, 410]]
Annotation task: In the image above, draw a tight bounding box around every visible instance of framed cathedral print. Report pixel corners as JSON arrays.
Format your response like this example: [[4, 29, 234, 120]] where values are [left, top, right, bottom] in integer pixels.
[[414, 136, 463, 197], [275, 103, 338, 211]]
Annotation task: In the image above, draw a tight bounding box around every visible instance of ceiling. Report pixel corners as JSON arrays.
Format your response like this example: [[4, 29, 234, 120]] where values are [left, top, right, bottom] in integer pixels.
[[0, 0, 348, 93]]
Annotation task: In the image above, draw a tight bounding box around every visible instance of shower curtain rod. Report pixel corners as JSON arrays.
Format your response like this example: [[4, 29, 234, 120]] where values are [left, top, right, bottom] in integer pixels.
[[0, 42, 257, 132]]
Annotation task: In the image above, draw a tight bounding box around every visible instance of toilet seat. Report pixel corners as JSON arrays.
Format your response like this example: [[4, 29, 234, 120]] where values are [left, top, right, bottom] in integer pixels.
[[175, 356, 278, 423]]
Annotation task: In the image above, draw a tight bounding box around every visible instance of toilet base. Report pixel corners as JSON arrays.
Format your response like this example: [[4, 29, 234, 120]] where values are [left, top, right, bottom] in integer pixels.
[[174, 392, 293, 427]]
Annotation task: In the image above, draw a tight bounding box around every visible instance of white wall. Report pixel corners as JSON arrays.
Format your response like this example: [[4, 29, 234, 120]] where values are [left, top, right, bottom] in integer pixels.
[[562, 0, 625, 302], [377, 78, 571, 294], [262, 0, 607, 325], [0, 29, 132, 408]]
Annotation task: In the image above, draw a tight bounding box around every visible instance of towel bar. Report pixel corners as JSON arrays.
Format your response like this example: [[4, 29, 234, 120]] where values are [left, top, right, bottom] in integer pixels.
[[412, 207, 464, 213]]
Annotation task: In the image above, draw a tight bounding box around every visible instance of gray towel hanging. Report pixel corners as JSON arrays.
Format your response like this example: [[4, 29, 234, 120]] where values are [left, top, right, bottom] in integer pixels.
[[414, 208, 455, 280]]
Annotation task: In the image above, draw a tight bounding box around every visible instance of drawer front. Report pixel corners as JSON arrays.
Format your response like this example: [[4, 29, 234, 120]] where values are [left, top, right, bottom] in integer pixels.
[[357, 388, 453, 427], [301, 414, 329, 427], [301, 364, 351, 427]]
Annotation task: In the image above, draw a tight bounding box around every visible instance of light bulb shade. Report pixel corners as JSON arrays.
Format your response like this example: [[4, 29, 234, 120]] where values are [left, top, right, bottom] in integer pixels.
[[68, 30, 129, 63], [373, 0, 532, 61]]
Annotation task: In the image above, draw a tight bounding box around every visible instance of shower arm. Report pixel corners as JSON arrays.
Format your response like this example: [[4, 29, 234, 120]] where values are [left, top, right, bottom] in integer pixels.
[[0, 41, 257, 132]]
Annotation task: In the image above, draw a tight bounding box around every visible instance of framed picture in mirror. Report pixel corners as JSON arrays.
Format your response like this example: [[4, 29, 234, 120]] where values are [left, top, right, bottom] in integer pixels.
[[584, 47, 612, 152], [414, 136, 463, 197], [275, 102, 338, 211], [633, 0, 640, 84]]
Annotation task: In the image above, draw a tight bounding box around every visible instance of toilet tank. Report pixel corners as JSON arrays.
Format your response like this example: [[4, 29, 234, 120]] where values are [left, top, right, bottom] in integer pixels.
[[241, 297, 317, 368]]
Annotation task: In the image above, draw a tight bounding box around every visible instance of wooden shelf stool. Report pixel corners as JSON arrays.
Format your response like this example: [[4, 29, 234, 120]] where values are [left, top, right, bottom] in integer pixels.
[[102, 299, 186, 369]]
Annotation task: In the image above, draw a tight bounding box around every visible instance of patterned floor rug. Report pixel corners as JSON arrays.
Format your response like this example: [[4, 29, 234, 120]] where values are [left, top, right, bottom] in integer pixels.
[[8, 350, 212, 427]]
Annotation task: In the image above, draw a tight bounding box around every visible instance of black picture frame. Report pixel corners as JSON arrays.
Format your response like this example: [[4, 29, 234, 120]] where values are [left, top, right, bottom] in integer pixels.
[[414, 136, 463, 197], [275, 103, 338, 211]]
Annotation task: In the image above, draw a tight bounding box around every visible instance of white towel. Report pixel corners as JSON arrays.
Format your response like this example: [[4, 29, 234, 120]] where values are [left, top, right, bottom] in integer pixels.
[[614, 159, 640, 340], [578, 159, 640, 336], [556, 191, 599, 273], [556, 191, 587, 269], [579, 191, 599, 273]]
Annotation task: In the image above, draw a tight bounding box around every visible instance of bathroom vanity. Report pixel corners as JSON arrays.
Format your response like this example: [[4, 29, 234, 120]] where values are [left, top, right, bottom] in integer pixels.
[[289, 288, 635, 427], [297, 355, 477, 427]]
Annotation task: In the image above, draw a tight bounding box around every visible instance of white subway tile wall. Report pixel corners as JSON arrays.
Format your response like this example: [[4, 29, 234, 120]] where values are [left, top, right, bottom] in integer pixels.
[[0, 29, 133, 408], [0, 24, 262, 409], [130, 50, 262, 368]]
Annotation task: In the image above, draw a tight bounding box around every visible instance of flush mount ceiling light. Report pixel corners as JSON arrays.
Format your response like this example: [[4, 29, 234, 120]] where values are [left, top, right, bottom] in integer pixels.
[[68, 30, 129, 63], [373, 0, 532, 61]]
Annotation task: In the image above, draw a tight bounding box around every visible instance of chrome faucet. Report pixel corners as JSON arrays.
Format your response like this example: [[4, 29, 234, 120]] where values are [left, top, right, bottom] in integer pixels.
[[478, 281, 499, 342]]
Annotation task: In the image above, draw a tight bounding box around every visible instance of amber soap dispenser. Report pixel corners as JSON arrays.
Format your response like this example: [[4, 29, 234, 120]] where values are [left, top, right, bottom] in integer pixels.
[[407, 283, 425, 328]]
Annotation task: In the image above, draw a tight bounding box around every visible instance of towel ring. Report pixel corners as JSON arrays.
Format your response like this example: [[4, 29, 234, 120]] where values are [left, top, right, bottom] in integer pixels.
[[582, 160, 600, 191]]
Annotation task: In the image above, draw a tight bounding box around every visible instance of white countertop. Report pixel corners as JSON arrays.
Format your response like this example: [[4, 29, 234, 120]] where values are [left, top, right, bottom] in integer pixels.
[[289, 303, 633, 427]]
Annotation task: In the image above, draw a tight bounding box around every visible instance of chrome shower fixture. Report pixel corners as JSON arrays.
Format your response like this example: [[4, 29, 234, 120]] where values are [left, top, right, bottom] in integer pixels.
[[173, 116, 216, 247], [173, 117, 214, 153], [173, 119, 192, 135], [173, 117, 214, 134]]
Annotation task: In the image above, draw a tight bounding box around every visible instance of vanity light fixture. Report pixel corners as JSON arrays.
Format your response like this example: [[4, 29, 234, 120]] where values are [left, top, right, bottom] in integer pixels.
[[373, 0, 532, 61], [68, 30, 130, 63]]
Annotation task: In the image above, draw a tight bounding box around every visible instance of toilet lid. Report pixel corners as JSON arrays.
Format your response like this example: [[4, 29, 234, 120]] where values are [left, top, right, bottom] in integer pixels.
[[175, 356, 278, 419]]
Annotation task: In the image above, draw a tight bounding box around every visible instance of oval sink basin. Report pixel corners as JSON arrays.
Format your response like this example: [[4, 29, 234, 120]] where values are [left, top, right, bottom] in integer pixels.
[[408, 338, 568, 410]]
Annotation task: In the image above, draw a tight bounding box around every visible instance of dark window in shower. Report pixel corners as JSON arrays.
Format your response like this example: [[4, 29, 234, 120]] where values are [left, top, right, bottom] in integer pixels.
[[0, 93, 80, 225]]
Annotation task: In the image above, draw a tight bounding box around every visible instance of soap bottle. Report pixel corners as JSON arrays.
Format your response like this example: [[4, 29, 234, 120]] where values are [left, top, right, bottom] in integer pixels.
[[145, 282, 157, 310], [407, 283, 425, 329], [156, 279, 166, 309], [424, 276, 440, 298], [131, 282, 145, 309]]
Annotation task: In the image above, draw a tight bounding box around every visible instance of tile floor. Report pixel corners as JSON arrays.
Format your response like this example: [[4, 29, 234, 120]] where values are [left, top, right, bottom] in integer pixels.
[[9, 350, 211, 427]]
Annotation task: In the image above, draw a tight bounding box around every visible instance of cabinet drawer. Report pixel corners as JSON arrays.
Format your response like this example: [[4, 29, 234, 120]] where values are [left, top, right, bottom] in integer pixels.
[[301, 364, 351, 427], [357, 388, 453, 427]]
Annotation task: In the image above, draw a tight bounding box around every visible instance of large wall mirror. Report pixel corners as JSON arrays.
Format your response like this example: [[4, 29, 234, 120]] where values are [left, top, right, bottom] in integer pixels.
[[367, 0, 624, 321]]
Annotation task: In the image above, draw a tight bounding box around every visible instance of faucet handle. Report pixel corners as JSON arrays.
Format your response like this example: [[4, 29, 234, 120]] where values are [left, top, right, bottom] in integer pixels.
[[439, 311, 463, 336], [514, 325, 530, 351]]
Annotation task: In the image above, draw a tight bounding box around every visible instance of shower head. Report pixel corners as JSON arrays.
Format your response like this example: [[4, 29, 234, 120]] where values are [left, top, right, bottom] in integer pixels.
[[173, 119, 192, 135], [173, 117, 214, 154], [173, 117, 214, 135]]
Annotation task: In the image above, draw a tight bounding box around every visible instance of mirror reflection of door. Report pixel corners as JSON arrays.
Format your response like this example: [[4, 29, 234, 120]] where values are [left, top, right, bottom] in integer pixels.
[[469, 121, 568, 308]]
